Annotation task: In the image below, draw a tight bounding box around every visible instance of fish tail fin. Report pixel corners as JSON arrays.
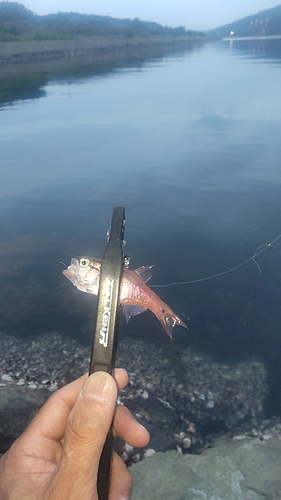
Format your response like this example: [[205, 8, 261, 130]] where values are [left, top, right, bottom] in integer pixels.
[[158, 308, 187, 339]]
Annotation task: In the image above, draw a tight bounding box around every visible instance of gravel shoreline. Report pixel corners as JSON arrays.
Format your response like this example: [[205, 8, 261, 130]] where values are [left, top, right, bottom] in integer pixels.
[[1, 330, 281, 461]]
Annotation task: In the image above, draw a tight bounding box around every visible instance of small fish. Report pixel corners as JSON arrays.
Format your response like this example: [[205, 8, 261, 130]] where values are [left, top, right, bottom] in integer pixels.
[[62, 257, 187, 339]]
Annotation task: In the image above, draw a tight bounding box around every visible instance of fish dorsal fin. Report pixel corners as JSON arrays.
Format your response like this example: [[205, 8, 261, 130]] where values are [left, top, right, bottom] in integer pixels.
[[122, 304, 147, 323], [133, 265, 154, 283]]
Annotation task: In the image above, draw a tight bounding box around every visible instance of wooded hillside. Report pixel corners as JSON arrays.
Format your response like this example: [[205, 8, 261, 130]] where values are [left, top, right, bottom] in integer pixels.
[[0, 2, 204, 41], [211, 4, 281, 37]]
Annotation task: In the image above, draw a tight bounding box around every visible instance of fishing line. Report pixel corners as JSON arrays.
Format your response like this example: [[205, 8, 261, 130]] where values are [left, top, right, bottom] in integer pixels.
[[150, 233, 281, 288]]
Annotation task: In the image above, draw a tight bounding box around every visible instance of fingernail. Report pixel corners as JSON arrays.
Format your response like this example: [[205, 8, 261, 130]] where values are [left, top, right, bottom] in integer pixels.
[[81, 372, 112, 403]]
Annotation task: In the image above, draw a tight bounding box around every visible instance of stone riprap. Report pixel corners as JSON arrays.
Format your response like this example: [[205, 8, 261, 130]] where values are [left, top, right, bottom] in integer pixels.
[[130, 437, 281, 500]]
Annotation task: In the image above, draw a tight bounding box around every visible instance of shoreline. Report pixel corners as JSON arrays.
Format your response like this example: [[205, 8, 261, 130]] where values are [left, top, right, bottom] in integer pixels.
[[0, 36, 211, 67], [1, 329, 280, 462]]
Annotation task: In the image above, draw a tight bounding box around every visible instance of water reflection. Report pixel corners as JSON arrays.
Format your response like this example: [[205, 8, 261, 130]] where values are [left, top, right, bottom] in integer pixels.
[[223, 37, 281, 61], [0, 40, 204, 108], [0, 73, 47, 108]]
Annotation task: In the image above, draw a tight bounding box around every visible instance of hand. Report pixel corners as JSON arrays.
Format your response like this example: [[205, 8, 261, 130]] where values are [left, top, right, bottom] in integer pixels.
[[0, 369, 149, 500]]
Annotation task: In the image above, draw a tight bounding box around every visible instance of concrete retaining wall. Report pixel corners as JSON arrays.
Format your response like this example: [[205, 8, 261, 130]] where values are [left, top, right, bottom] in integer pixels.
[[0, 36, 201, 65]]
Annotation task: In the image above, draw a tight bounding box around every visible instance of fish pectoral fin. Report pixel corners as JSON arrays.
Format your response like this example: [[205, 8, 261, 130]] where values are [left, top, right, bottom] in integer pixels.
[[133, 265, 154, 283], [122, 304, 147, 323]]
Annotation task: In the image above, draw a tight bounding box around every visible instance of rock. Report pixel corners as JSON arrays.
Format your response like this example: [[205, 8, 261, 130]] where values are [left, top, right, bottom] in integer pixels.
[[0, 383, 50, 454], [143, 448, 155, 459], [28, 382, 37, 389], [16, 379, 25, 386], [130, 437, 281, 500]]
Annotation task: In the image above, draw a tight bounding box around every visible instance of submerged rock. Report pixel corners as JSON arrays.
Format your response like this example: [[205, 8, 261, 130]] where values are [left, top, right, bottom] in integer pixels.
[[0, 383, 49, 454]]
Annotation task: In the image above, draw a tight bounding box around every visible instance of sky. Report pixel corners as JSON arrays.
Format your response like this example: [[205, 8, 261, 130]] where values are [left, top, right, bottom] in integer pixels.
[[12, 1, 281, 31]]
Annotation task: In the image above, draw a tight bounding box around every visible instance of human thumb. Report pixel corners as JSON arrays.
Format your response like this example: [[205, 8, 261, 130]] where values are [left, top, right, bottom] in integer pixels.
[[52, 372, 117, 499]]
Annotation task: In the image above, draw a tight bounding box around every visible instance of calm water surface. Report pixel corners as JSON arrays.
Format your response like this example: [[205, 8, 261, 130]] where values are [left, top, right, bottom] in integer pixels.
[[1, 39, 281, 410]]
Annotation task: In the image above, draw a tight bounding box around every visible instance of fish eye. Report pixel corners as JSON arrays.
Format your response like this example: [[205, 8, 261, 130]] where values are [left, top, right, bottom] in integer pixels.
[[79, 258, 90, 267]]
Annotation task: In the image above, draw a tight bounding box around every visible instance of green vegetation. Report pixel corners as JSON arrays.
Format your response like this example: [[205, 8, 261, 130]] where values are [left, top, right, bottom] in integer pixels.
[[0, 2, 204, 41], [211, 4, 281, 37]]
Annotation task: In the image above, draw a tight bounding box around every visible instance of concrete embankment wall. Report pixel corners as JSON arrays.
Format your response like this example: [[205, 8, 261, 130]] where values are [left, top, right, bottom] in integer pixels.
[[0, 36, 203, 66]]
